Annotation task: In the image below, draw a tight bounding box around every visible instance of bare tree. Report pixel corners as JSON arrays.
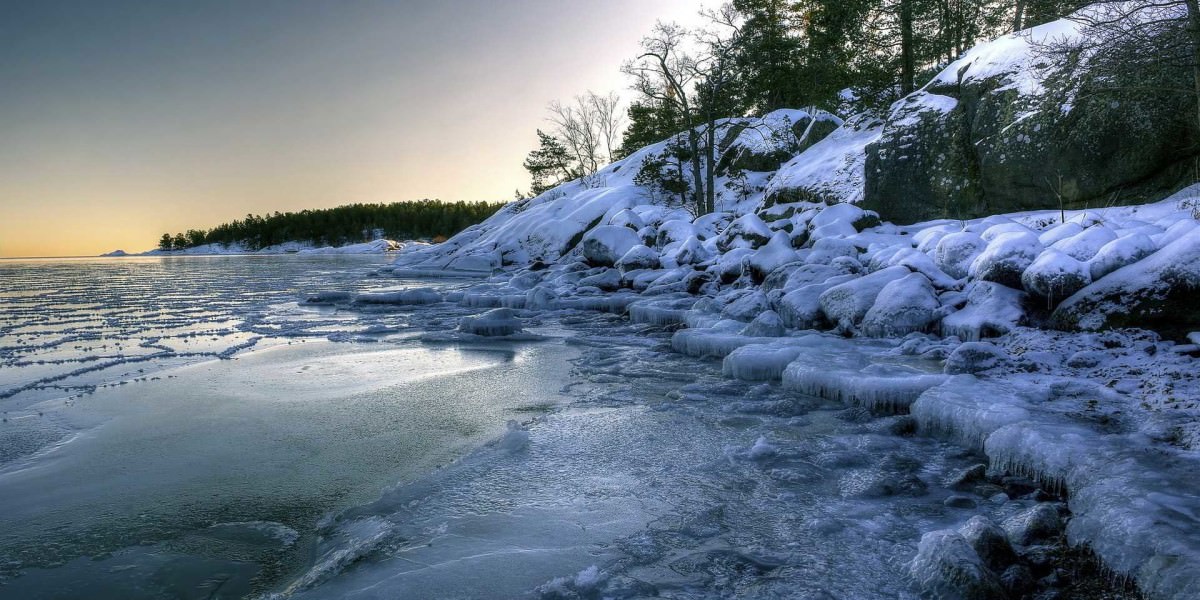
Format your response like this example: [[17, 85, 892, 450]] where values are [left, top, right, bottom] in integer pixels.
[[547, 91, 625, 178], [622, 10, 742, 216], [589, 91, 625, 164], [623, 22, 707, 214]]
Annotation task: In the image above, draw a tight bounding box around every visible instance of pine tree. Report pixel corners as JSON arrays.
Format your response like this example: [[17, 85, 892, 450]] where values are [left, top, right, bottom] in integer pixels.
[[618, 100, 682, 159], [731, 0, 807, 113], [522, 129, 576, 196], [158, 233, 173, 251]]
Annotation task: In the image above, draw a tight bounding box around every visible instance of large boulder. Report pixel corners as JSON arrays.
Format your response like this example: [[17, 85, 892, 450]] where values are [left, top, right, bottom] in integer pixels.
[[861, 10, 1199, 223]]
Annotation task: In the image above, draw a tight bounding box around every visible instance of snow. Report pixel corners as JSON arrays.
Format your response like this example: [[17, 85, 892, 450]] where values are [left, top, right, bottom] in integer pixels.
[[928, 10, 1085, 95], [968, 231, 1044, 287], [940, 281, 1027, 341], [1050, 224, 1118, 261], [1054, 226, 1200, 331], [933, 231, 986, 279], [765, 120, 882, 205]]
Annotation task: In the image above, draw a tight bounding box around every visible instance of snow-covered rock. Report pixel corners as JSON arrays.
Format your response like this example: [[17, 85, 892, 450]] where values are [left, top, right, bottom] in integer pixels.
[[1053, 227, 1200, 337], [819, 266, 911, 332], [1020, 249, 1091, 303], [941, 281, 1028, 341], [934, 232, 986, 279], [615, 245, 660, 272], [1088, 233, 1157, 281], [747, 232, 800, 283], [716, 213, 773, 252], [860, 272, 941, 338], [739, 310, 785, 337], [582, 226, 642, 267], [969, 231, 1043, 288]]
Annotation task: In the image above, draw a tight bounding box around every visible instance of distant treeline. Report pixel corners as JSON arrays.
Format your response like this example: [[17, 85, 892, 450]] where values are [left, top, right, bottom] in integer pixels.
[[158, 200, 506, 251]]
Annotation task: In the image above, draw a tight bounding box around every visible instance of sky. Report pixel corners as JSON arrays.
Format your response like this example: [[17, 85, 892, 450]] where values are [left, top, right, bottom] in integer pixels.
[[0, 0, 706, 257]]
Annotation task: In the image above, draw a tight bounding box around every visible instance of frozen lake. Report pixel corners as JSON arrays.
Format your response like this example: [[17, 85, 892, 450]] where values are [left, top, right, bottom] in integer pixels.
[[0, 256, 1131, 599], [0, 256, 574, 599]]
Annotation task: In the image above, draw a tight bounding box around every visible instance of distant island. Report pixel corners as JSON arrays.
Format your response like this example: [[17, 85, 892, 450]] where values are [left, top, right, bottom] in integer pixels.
[[154, 200, 504, 253]]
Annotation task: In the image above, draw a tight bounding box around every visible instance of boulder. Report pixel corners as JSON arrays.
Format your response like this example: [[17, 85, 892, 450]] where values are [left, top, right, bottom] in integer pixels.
[[909, 530, 1008, 600], [940, 280, 1029, 341], [1088, 233, 1157, 281], [608, 208, 645, 231], [670, 236, 711, 266], [777, 274, 858, 330], [970, 232, 1043, 289], [819, 266, 912, 333], [582, 226, 641, 267], [935, 231, 987, 279], [615, 244, 661, 272], [656, 219, 700, 248], [1053, 228, 1200, 338], [1002, 503, 1064, 546], [740, 310, 786, 337], [722, 291, 770, 322], [1020, 249, 1091, 304], [716, 213, 773, 252], [747, 232, 802, 283], [860, 272, 942, 338], [1050, 225, 1117, 261], [958, 516, 1018, 571], [861, 12, 1199, 223], [944, 341, 1009, 375]]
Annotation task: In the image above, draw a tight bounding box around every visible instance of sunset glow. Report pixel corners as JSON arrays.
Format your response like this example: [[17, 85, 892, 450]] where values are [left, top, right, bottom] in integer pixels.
[[0, 0, 703, 257]]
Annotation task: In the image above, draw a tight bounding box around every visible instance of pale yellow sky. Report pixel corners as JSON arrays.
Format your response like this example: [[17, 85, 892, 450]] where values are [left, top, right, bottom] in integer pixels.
[[0, 1, 706, 257]]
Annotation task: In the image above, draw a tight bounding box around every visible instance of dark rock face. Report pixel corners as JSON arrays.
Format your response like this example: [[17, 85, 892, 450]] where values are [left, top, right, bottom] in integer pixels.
[[860, 27, 1199, 224]]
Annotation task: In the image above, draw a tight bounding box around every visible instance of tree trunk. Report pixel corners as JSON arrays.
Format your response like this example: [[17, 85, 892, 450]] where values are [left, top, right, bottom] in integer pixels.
[[687, 130, 706, 216], [1013, 0, 1026, 33], [704, 118, 717, 214], [900, 0, 916, 95]]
